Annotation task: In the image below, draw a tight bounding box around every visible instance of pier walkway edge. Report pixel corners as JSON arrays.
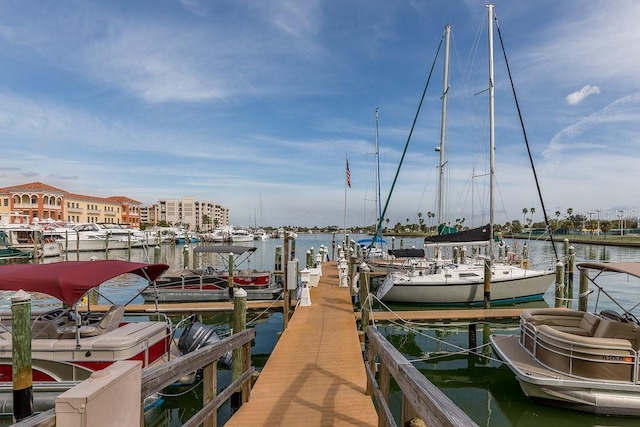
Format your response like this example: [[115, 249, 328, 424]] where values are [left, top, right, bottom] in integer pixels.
[[226, 261, 378, 426]]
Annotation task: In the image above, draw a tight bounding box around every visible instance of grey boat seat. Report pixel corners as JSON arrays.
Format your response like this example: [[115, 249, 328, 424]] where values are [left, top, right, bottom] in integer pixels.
[[57, 305, 125, 339]]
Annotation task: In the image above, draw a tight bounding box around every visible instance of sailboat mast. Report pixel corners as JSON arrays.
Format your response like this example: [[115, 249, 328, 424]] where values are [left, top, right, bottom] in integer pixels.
[[437, 25, 451, 226], [375, 108, 381, 231], [487, 4, 496, 259]]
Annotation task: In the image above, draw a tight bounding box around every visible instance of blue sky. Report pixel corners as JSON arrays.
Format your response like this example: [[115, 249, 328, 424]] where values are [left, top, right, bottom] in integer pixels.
[[1, 1, 639, 228]]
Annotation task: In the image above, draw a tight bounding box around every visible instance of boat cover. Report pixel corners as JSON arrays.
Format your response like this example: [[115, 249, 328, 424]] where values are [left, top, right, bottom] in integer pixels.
[[577, 262, 640, 280], [387, 248, 425, 258], [193, 245, 257, 255], [0, 260, 169, 305], [424, 224, 491, 244]]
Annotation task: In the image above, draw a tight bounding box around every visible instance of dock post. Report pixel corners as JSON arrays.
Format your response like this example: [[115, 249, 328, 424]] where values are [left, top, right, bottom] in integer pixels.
[[359, 263, 370, 333], [554, 261, 564, 308], [283, 235, 290, 330], [579, 267, 589, 312], [483, 259, 491, 309], [290, 234, 296, 260], [12, 290, 33, 422], [228, 252, 234, 299], [154, 245, 161, 264], [75, 230, 79, 261], [231, 287, 247, 414], [468, 323, 477, 355], [306, 250, 311, 269], [193, 245, 198, 269], [183, 245, 189, 269], [349, 252, 357, 302], [275, 245, 281, 270], [566, 245, 575, 309]]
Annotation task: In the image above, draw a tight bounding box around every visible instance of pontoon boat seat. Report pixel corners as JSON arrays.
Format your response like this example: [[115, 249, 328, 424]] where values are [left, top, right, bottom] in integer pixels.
[[56, 305, 125, 339]]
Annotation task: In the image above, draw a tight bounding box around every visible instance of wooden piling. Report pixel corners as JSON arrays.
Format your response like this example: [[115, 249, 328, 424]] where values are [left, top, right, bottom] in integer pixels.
[[554, 261, 565, 308], [12, 290, 33, 422], [183, 246, 189, 269], [483, 259, 491, 309], [274, 246, 282, 270], [230, 287, 247, 414], [228, 252, 234, 299], [566, 246, 575, 309], [579, 267, 589, 312]]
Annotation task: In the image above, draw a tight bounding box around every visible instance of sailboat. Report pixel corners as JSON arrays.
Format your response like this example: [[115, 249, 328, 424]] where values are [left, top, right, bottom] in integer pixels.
[[362, 108, 388, 260], [377, 8, 555, 306]]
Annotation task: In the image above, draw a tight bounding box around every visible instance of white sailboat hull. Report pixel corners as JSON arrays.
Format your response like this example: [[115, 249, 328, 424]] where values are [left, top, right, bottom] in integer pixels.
[[378, 264, 554, 305]]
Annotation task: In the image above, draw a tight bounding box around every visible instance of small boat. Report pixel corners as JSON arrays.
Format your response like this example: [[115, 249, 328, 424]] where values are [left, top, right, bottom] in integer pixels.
[[230, 228, 254, 242], [253, 229, 270, 241], [0, 214, 62, 258], [0, 260, 229, 413], [491, 261, 640, 416], [0, 245, 32, 261], [357, 236, 387, 260], [141, 245, 282, 302]]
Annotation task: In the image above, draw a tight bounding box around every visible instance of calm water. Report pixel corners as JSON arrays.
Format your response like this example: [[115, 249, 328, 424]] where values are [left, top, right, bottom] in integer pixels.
[[6, 233, 640, 426]]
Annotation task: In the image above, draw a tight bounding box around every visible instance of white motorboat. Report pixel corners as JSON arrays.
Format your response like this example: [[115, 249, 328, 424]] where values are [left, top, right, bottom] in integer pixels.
[[230, 228, 254, 242], [41, 223, 129, 252], [491, 261, 640, 416], [0, 214, 62, 258]]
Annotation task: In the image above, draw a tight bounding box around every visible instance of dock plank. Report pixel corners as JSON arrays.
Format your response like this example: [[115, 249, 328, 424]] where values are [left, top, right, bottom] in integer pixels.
[[226, 262, 378, 426]]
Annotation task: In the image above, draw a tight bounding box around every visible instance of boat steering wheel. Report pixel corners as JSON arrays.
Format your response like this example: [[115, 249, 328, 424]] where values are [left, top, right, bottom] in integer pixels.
[[34, 307, 73, 323], [623, 311, 640, 325], [600, 310, 627, 323]]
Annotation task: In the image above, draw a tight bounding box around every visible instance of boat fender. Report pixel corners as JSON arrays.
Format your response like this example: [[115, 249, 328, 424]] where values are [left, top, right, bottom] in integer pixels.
[[178, 321, 232, 368]]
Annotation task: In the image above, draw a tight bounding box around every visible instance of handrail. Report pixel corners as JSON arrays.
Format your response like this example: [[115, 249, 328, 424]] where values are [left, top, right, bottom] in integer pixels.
[[366, 327, 478, 427], [12, 328, 256, 427]]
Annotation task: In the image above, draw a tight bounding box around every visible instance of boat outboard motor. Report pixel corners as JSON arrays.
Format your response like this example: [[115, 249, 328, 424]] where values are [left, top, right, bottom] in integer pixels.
[[178, 321, 232, 368]]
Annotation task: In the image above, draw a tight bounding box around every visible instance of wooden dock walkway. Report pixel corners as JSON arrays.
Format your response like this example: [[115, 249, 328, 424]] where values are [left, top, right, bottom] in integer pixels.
[[226, 261, 378, 426]]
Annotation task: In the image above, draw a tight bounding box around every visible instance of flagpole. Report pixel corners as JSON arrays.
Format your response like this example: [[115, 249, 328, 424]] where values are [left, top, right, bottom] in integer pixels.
[[344, 153, 348, 246]]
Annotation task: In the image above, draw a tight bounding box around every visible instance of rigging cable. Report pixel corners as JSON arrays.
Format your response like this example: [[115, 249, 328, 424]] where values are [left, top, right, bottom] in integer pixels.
[[493, 13, 559, 262], [373, 29, 446, 243]]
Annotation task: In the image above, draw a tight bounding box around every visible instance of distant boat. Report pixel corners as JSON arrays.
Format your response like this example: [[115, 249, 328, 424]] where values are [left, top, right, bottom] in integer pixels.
[[230, 228, 254, 242], [0, 214, 62, 257], [141, 245, 282, 302], [0, 244, 32, 260], [253, 229, 270, 241]]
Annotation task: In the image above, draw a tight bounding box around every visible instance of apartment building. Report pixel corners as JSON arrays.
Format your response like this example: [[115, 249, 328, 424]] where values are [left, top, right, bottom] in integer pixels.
[[0, 182, 141, 226], [158, 197, 228, 231]]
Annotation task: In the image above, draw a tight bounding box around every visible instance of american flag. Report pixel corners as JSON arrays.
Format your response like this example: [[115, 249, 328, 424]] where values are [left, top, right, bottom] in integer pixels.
[[346, 159, 351, 188]]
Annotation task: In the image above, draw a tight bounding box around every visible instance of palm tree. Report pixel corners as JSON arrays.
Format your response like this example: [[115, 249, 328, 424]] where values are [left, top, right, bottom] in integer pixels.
[[566, 208, 574, 232], [522, 208, 528, 227], [530, 207, 536, 225]]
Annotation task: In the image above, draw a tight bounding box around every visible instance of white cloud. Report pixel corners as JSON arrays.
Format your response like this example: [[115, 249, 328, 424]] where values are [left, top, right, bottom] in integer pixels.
[[566, 85, 601, 105]]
